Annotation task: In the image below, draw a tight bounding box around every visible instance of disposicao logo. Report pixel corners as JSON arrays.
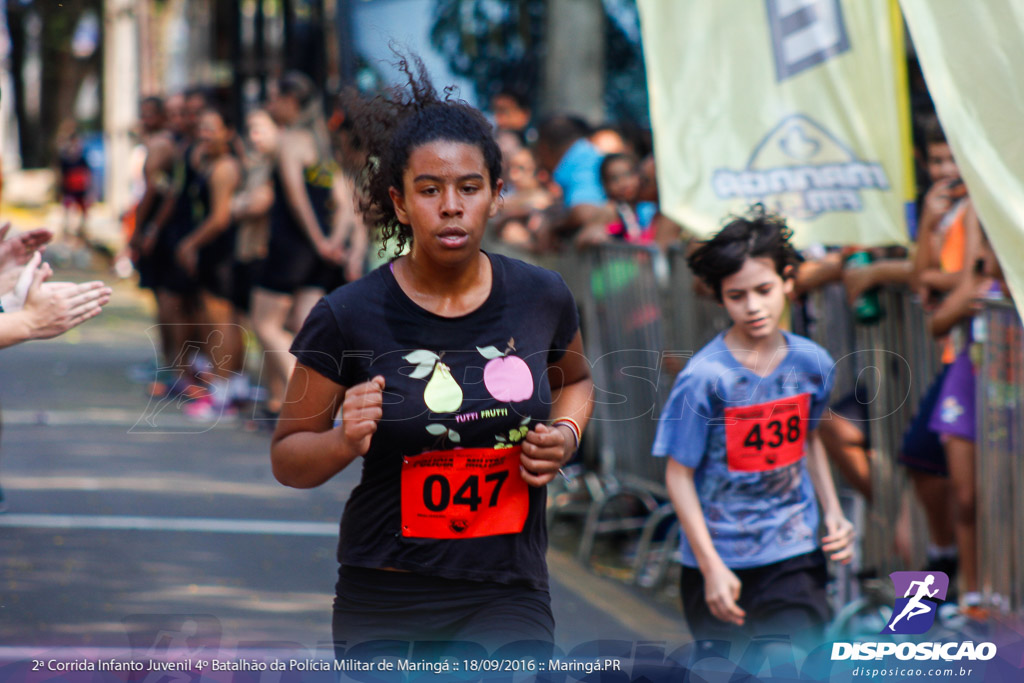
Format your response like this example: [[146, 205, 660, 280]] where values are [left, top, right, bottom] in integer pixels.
[[712, 114, 890, 220], [884, 571, 948, 635], [831, 571, 998, 663]]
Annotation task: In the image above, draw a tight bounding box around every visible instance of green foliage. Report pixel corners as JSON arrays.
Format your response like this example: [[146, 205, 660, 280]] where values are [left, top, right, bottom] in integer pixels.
[[430, 0, 649, 126], [430, 0, 545, 108]]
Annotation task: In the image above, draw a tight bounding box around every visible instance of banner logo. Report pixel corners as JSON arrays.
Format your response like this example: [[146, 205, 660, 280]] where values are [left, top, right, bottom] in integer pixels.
[[766, 0, 850, 81], [883, 571, 949, 635], [712, 114, 890, 219]]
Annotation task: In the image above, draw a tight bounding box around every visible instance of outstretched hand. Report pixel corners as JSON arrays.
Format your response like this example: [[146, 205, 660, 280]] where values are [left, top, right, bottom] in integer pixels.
[[0, 223, 53, 271], [17, 252, 112, 339]]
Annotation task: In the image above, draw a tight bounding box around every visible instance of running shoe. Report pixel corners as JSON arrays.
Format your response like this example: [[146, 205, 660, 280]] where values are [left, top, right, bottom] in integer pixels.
[[959, 593, 990, 622], [183, 395, 237, 422]]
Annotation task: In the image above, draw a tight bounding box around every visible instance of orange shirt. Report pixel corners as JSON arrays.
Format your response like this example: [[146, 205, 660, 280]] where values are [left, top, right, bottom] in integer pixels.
[[938, 201, 968, 363]]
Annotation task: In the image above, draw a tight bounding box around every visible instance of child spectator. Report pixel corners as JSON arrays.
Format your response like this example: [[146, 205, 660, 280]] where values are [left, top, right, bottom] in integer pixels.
[[898, 117, 973, 588], [653, 206, 854, 651], [599, 153, 656, 244], [495, 146, 553, 249], [56, 120, 93, 246], [924, 216, 1003, 618]]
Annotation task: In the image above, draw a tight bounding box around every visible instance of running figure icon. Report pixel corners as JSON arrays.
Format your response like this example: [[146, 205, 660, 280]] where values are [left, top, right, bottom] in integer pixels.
[[888, 574, 939, 631]]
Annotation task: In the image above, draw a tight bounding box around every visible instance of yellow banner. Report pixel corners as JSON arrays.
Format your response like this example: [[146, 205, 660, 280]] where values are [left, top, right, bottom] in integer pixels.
[[638, 0, 913, 247], [900, 0, 1024, 308]]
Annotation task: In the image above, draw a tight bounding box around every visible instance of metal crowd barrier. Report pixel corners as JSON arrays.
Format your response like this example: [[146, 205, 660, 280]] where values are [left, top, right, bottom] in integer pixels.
[[557, 244, 672, 566], [851, 288, 941, 578], [976, 299, 1024, 614], [538, 241, 1023, 625]]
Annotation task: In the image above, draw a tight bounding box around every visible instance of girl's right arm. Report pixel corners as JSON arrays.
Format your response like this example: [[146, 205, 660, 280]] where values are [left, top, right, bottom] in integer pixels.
[[665, 458, 746, 626], [270, 364, 384, 488]]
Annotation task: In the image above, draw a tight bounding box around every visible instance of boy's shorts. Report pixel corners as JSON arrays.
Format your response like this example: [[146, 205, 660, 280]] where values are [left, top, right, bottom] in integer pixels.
[[680, 550, 828, 649], [928, 348, 976, 442], [898, 365, 950, 477]]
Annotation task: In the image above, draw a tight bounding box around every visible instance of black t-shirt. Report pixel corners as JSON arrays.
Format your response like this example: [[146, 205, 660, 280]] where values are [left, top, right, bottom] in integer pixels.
[[291, 253, 579, 590]]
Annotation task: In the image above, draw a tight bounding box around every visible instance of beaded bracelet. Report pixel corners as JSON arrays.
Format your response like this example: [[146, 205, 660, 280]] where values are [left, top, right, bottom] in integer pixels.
[[551, 417, 581, 452]]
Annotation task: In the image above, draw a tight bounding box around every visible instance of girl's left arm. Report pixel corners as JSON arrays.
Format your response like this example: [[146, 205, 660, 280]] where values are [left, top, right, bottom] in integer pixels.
[[520, 331, 594, 487], [805, 429, 855, 563]]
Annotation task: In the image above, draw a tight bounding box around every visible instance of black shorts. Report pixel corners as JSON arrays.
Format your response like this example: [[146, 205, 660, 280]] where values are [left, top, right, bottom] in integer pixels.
[[196, 229, 236, 302], [154, 221, 198, 295], [257, 228, 336, 294], [332, 566, 554, 658], [681, 550, 829, 651], [135, 249, 158, 291], [230, 260, 261, 313], [898, 365, 950, 476]]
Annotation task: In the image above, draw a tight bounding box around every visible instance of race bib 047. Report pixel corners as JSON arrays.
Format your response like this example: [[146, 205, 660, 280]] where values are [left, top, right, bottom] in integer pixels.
[[400, 446, 529, 539], [723, 393, 811, 472]]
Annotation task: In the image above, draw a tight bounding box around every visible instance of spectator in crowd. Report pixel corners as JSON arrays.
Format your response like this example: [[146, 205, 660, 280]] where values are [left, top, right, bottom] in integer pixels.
[[533, 115, 612, 249], [129, 96, 178, 373], [175, 106, 245, 421], [0, 224, 112, 511], [493, 146, 553, 250], [898, 117, 973, 590], [589, 124, 631, 156], [490, 86, 533, 140], [598, 152, 657, 244], [56, 120, 93, 247], [921, 207, 994, 617]]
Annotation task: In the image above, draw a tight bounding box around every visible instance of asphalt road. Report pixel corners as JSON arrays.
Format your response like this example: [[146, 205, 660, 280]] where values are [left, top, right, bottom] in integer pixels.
[[0, 270, 690, 677]]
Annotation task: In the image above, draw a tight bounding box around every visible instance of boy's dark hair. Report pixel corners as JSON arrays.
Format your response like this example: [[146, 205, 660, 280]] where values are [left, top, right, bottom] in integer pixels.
[[278, 71, 317, 107], [183, 85, 210, 104], [201, 104, 236, 132], [687, 204, 802, 301], [599, 152, 637, 186], [141, 96, 164, 112], [919, 115, 947, 149], [346, 53, 502, 254], [493, 86, 531, 112], [536, 115, 590, 152]]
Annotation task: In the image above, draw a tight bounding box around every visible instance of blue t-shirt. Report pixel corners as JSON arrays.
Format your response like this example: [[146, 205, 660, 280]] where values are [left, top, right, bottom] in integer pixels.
[[652, 330, 835, 569], [552, 139, 606, 208]]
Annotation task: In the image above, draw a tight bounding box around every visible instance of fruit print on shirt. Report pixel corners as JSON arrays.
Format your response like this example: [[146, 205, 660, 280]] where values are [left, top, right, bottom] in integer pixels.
[[477, 337, 535, 403], [404, 349, 464, 413], [405, 340, 539, 446]]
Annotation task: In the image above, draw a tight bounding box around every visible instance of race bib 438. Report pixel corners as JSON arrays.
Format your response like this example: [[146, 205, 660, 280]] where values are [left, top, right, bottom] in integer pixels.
[[724, 393, 811, 472], [401, 447, 529, 539]]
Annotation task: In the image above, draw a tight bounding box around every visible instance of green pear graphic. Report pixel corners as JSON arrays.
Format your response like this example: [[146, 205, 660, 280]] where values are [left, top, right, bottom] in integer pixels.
[[424, 361, 463, 413], [404, 350, 464, 414]]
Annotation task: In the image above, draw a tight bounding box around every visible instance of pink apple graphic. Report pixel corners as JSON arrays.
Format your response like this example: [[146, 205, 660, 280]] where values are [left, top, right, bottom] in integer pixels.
[[479, 338, 534, 402]]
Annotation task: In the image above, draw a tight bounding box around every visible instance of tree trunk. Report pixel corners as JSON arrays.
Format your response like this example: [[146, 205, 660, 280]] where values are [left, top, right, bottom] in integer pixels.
[[103, 0, 138, 218], [541, 0, 605, 124]]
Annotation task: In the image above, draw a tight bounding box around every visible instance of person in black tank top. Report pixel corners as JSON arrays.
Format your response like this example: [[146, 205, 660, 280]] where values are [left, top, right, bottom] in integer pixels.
[[174, 107, 245, 420], [130, 96, 178, 389], [251, 73, 349, 420], [271, 57, 594, 659], [140, 88, 208, 400]]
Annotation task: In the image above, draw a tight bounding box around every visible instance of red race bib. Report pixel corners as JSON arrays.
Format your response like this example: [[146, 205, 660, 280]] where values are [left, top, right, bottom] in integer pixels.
[[400, 446, 529, 539], [724, 393, 811, 472]]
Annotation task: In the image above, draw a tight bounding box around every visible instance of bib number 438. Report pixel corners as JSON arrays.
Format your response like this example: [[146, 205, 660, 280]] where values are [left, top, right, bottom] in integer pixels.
[[724, 394, 810, 472]]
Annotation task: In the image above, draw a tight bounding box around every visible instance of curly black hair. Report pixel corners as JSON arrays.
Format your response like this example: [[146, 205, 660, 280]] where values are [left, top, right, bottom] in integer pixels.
[[687, 204, 802, 301], [346, 54, 502, 254]]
